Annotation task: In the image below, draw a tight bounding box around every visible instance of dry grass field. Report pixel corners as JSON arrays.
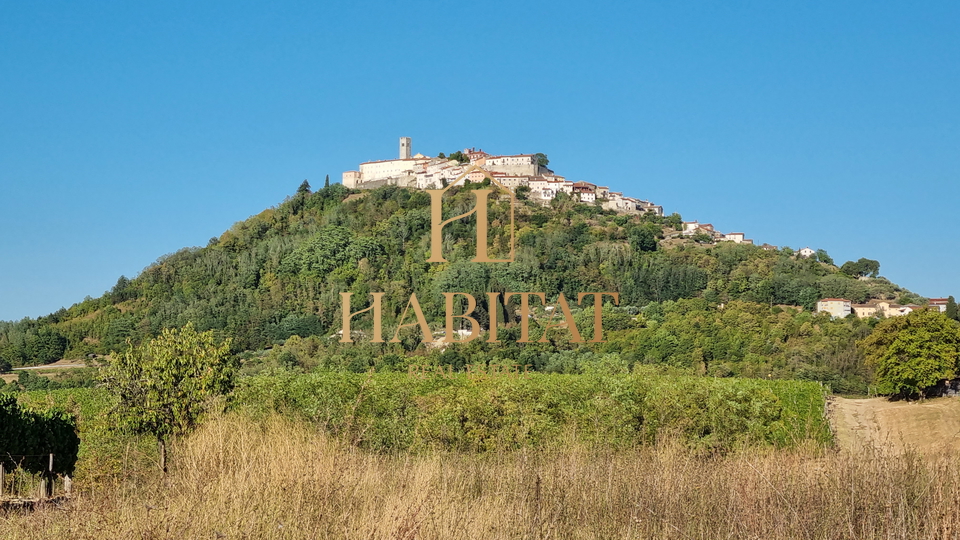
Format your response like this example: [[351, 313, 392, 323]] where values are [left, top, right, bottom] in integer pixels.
[[830, 396, 960, 455], [4, 411, 960, 540]]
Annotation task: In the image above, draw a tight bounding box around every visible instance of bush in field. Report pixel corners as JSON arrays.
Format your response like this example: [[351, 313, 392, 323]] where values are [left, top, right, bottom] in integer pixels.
[[18, 388, 157, 486], [233, 372, 830, 453], [0, 394, 79, 475]]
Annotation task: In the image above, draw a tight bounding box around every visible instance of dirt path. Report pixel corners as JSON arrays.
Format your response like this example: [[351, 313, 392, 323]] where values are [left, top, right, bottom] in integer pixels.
[[1, 358, 90, 382], [829, 396, 960, 455]]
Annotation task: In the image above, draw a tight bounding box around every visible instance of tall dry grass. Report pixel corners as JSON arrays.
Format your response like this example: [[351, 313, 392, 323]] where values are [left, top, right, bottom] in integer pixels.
[[3, 413, 960, 539]]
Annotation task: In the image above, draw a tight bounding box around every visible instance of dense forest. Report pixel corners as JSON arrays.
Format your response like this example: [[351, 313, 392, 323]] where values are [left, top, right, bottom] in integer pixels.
[[0, 181, 930, 393]]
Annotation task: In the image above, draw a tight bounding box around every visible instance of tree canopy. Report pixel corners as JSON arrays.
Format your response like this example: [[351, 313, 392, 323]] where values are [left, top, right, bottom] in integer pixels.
[[815, 249, 834, 265], [859, 310, 960, 398], [101, 323, 235, 472], [840, 258, 880, 278], [448, 151, 469, 164]]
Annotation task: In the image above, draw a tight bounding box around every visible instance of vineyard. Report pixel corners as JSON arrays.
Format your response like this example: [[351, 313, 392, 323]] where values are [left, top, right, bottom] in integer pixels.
[[6, 371, 830, 491]]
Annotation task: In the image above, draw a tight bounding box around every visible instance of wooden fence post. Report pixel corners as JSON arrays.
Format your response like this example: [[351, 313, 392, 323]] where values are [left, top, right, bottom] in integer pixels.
[[45, 454, 54, 499], [1, 463, 4, 499]]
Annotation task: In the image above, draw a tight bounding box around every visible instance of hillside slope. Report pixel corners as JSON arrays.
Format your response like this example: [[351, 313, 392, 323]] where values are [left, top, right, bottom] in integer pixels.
[[0, 182, 924, 391]]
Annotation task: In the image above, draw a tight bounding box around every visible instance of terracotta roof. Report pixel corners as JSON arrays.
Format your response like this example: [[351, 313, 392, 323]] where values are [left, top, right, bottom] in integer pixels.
[[819, 298, 851, 302]]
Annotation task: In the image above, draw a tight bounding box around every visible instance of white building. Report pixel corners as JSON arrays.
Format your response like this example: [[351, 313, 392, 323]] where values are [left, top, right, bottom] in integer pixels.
[[572, 181, 597, 203], [719, 232, 752, 244], [490, 173, 532, 190], [798, 247, 816, 258], [816, 298, 852, 318], [342, 170, 361, 188], [359, 157, 424, 182]]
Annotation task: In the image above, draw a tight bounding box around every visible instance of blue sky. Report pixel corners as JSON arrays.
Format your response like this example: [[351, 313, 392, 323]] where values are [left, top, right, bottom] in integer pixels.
[[1, 1, 958, 321]]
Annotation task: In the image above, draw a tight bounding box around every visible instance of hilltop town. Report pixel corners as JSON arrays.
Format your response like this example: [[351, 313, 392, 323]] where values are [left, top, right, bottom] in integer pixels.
[[341, 138, 791, 247], [342, 137, 664, 215]]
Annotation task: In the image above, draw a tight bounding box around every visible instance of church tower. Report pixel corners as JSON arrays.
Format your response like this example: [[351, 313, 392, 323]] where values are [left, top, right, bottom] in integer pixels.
[[399, 137, 411, 159]]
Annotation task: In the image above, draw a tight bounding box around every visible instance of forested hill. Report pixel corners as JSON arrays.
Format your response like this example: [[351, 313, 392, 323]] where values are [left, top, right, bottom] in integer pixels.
[[0, 182, 924, 391]]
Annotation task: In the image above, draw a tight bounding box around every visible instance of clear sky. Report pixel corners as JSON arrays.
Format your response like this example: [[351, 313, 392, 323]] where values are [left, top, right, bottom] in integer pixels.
[[1, 1, 958, 321]]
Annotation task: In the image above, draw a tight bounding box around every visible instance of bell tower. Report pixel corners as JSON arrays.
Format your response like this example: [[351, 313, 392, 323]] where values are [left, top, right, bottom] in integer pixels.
[[399, 137, 411, 159]]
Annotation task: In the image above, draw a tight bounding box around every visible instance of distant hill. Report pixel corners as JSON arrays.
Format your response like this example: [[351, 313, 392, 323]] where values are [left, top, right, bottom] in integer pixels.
[[0, 181, 925, 392]]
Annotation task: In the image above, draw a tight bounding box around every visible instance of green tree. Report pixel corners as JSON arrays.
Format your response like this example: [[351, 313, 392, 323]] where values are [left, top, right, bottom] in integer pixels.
[[946, 296, 958, 321], [534, 152, 549, 168], [691, 231, 713, 244], [101, 323, 235, 472], [815, 249, 834, 265], [297, 180, 311, 194], [550, 191, 577, 213], [448, 151, 469, 164], [861, 258, 880, 277], [26, 327, 68, 365], [841, 258, 880, 278], [629, 227, 658, 252], [324, 174, 330, 188], [664, 213, 683, 231], [859, 310, 960, 398]]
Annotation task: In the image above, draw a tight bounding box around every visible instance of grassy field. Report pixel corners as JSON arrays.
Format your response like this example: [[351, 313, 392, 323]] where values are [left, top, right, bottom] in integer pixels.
[[4, 412, 960, 539], [8, 374, 960, 539]]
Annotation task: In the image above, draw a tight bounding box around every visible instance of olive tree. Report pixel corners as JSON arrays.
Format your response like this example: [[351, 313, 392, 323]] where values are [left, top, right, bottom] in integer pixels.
[[102, 323, 234, 472]]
